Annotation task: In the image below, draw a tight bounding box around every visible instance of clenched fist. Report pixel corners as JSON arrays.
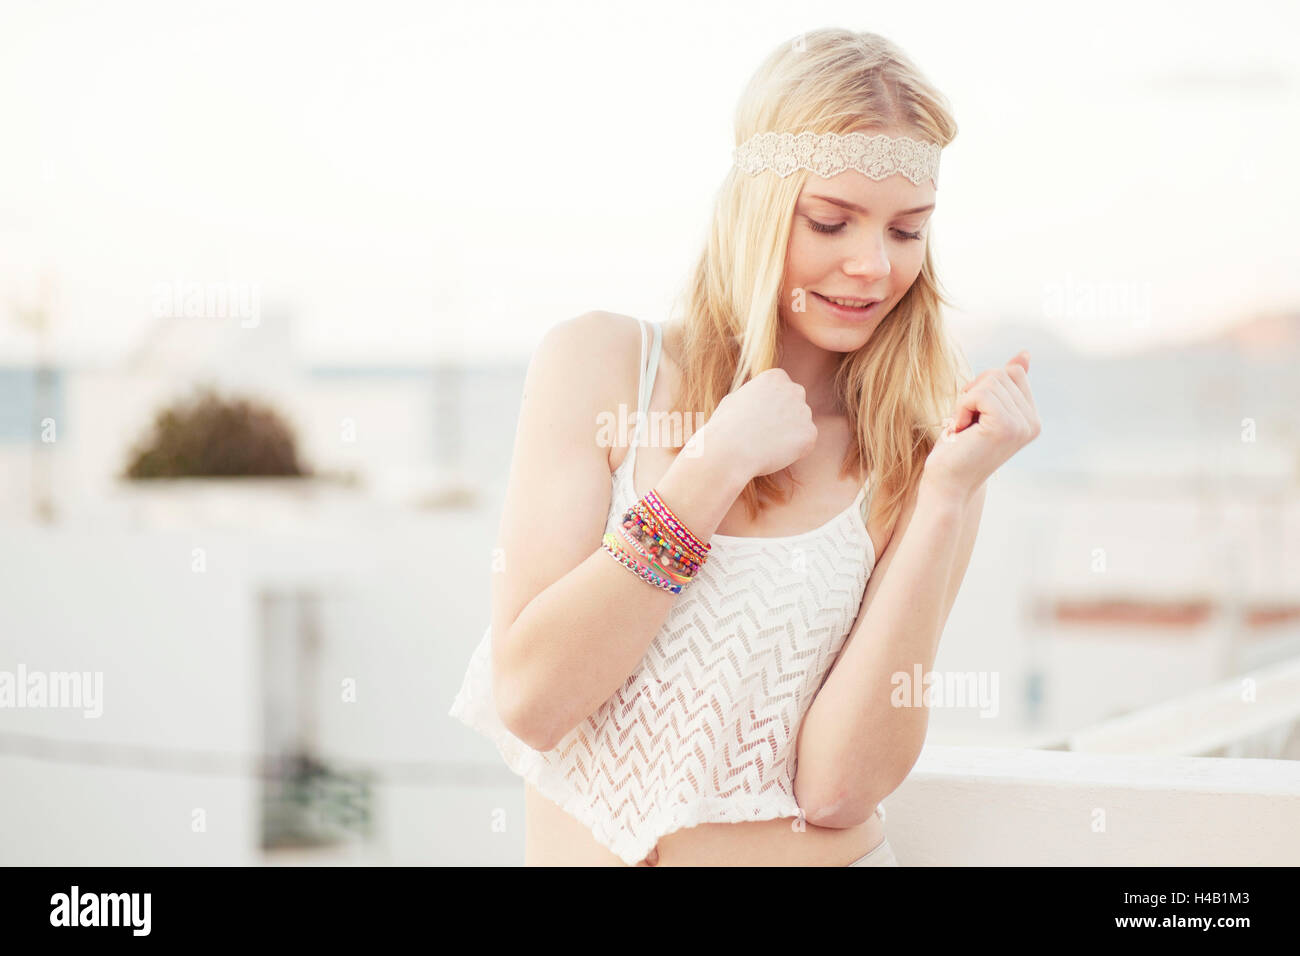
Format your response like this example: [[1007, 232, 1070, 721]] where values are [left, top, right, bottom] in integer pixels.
[[924, 351, 1041, 500], [691, 368, 820, 482]]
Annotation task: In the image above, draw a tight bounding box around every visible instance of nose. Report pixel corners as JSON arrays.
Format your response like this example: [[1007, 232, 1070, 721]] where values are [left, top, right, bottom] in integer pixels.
[[843, 235, 891, 281]]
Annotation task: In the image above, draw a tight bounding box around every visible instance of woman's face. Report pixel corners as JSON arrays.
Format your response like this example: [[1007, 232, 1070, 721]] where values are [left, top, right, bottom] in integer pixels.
[[779, 161, 936, 352]]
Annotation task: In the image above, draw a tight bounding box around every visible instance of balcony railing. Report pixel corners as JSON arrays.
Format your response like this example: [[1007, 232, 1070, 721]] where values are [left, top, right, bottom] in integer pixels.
[[885, 745, 1300, 865]]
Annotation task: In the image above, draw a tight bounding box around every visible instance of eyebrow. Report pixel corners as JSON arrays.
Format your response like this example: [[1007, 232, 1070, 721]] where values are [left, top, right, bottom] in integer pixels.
[[804, 194, 935, 216]]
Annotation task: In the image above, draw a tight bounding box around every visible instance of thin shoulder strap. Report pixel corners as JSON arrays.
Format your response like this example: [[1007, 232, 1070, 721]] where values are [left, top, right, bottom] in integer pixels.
[[630, 319, 663, 455], [635, 318, 649, 411], [636, 320, 662, 413], [859, 473, 875, 526], [643, 320, 663, 408]]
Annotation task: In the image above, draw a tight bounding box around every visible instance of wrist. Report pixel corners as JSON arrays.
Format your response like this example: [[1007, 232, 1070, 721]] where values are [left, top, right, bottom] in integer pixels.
[[677, 425, 753, 496], [918, 468, 978, 512], [670, 440, 751, 501], [650, 437, 750, 548]]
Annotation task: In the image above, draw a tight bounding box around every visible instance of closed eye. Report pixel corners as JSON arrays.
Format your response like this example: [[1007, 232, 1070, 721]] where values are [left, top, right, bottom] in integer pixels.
[[807, 219, 924, 241]]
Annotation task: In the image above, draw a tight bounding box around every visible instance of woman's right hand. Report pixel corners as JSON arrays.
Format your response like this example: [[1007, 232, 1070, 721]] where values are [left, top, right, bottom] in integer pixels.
[[689, 367, 819, 482]]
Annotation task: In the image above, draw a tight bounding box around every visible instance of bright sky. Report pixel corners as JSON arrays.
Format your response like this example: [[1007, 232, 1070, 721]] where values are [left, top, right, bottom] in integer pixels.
[[0, 0, 1297, 365]]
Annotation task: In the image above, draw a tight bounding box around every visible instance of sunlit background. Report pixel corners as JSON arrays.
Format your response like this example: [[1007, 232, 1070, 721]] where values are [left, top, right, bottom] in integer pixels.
[[1, 0, 1297, 865]]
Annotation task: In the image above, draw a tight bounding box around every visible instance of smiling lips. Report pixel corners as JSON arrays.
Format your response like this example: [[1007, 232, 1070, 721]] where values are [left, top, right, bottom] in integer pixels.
[[814, 291, 883, 308]]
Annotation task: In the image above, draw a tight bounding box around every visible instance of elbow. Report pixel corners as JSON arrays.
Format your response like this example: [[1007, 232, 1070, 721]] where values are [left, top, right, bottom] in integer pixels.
[[497, 699, 552, 752], [493, 668, 565, 752], [802, 796, 876, 830], [491, 620, 589, 753], [800, 766, 908, 830], [491, 624, 553, 751]]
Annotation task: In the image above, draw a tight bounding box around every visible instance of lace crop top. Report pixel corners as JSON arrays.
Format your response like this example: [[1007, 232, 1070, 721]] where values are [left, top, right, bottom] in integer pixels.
[[449, 317, 878, 865]]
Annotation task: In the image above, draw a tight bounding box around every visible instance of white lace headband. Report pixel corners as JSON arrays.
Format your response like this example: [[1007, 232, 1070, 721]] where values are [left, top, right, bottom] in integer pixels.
[[733, 131, 941, 188]]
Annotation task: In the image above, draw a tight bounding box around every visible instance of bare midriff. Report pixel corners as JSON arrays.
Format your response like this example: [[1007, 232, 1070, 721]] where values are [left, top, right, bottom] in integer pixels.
[[523, 782, 886, 866]]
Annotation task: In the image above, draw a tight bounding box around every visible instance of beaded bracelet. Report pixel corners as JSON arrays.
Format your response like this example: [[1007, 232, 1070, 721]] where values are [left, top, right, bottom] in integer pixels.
[[626, 496, 707, 572], [602, 533, 682, 594], [626, 501, 703, 577], [626, 496, 709, 576], [613, 522, 654, 560], [610, 522, 694, 587], [602, 488, 713, 594]]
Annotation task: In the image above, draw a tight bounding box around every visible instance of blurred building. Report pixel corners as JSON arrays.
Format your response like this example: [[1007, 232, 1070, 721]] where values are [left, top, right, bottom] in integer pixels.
[[0, 312, 487, 523]]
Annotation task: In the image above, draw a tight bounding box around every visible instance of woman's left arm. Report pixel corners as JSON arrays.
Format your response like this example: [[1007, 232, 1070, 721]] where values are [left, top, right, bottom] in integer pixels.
[[793, 351, 1040, 826]]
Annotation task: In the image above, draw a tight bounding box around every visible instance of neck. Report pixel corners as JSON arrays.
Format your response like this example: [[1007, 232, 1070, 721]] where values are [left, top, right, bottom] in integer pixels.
[[777, 324, 843, 417]]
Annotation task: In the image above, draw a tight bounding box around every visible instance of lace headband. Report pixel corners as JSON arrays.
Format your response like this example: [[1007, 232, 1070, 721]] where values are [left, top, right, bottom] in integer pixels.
[[733, 131, 941, 188]]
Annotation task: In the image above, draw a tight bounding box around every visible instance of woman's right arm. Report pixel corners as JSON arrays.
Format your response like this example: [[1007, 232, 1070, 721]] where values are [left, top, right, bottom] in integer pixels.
[[490, 312, 751, 752]]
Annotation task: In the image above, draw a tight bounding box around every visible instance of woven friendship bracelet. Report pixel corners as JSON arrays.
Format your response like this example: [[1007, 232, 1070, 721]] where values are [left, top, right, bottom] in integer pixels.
[[602, 487, 716, 594], [644, 489, 711, 561]]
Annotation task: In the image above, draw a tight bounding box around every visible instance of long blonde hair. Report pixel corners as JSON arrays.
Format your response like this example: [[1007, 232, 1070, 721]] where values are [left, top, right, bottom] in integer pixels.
[[667, 28, 970, 534]]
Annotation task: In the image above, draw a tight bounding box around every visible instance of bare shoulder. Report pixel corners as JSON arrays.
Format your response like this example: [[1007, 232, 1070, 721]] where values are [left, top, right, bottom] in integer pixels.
[[528, 309, 637, 407], [530, 311, 644, 470], [533, 312, 639, 374], [536, 309, 639, 356], [532, 310, 641, 391]]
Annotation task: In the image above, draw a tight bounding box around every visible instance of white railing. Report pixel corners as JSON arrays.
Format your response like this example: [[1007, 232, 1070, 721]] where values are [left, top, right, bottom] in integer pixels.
[[885, 745, 1300, 865], [1066, 655, 1300, 758]]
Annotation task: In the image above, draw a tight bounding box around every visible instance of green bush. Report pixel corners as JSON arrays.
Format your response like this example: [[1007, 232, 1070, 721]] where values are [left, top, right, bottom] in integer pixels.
[[123, 386, 309, 479]]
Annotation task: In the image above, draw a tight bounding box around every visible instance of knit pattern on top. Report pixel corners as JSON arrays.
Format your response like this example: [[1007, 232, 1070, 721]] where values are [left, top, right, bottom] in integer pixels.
[[449, 318, 876, 865]]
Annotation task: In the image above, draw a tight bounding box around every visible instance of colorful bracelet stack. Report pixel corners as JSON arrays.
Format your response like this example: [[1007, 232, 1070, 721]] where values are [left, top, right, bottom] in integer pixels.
[[601, 488, 712, 594]]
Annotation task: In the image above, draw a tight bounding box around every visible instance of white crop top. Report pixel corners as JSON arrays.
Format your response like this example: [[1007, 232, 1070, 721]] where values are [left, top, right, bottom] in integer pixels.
[[449, 317, 878, 865]]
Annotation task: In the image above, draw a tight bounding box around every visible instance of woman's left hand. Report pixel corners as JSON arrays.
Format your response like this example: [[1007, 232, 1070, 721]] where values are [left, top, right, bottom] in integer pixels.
[[922, 350, 1041, 501]]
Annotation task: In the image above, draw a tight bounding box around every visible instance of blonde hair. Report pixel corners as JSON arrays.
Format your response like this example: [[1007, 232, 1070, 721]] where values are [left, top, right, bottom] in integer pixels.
[[667, 27, 971, 534]]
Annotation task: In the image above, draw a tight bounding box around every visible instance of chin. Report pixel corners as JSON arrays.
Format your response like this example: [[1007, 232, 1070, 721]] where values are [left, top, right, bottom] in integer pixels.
[[788, 315, 881, 352]]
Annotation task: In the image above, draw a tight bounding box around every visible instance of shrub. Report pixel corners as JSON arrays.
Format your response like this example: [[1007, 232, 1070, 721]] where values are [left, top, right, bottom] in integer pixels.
[[123, 386, 309, 478]]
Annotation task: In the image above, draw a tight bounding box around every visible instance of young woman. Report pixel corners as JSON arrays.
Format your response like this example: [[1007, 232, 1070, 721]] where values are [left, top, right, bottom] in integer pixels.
[[450, 27, 1040, 867]]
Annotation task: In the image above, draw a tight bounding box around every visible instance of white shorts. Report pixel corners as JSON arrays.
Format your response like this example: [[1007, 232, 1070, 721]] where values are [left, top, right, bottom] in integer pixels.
[[847, 837, 900, 867]]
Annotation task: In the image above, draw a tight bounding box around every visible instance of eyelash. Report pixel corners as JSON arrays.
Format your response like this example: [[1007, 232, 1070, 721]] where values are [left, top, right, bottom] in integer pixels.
[[807, 219, 925, 241]]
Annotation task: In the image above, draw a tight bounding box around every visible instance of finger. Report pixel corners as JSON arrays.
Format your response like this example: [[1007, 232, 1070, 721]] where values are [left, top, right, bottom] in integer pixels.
[[951, 393, 975, 432], [953, 376, 1014, 434], [1004, 361, 1038, 413], [957, 356, 1032, 434], [974, 376, 1018, 432], [1007, 373, 1041, 440], [1005, 350, 1030, 374], [953, 370, 1007, 429], [951, 386, 984, 431], [993, 374, 1041, 445], [966, 351, 1030, 394], [986, 372, 1034, 435], [996, 364, 1039, 437]]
